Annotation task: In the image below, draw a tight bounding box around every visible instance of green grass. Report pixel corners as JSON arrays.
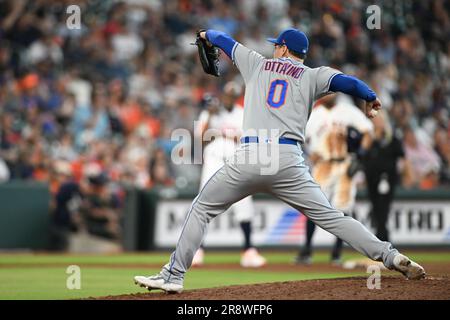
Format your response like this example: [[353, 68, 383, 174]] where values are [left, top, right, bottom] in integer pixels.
[[0, 267, 363, 300], [2, 250, 449, 265], [0, 250, 448, 299]]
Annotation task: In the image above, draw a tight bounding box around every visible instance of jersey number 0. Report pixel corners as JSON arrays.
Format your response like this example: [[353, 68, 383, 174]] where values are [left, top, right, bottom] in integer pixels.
[[267, 79, 288, 108]]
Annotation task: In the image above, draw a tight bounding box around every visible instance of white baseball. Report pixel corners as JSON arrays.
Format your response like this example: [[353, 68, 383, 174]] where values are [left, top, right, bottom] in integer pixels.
[[369, 109, 378, 117]]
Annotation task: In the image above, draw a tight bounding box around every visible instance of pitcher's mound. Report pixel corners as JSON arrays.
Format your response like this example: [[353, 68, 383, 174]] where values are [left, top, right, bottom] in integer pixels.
[[96, 276, 450, 300]]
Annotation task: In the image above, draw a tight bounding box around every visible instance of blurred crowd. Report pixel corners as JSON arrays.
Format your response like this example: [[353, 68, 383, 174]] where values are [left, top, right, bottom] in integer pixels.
[[0, 0, 449, 244]]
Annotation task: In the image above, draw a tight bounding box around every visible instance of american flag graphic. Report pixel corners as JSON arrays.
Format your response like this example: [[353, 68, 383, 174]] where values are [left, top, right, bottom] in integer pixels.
[[265, 209, 307, 244]]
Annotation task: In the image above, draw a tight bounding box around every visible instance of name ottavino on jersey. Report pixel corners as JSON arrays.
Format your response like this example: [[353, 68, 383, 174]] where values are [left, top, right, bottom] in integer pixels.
[[263, 60, 304, 79]]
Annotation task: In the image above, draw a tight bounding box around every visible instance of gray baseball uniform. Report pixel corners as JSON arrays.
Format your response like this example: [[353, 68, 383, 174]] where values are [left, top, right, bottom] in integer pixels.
[[160, 42, 398, 284]]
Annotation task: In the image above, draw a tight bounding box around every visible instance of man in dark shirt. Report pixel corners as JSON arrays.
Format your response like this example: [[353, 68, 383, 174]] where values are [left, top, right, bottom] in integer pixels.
[[362, 111, 411, 241], [49, 179, 82, 251]]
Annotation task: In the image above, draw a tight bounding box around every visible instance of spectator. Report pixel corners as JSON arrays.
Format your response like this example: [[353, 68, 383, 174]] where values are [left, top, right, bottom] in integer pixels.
[[71, 89, 110, 150], [403, 126, 441, 189], [434, 127, 450, 185], [0, 157, 10, 182], [80, 171, 122, 240], [48, 163, 81, 251], [149, 148, 174, 188]]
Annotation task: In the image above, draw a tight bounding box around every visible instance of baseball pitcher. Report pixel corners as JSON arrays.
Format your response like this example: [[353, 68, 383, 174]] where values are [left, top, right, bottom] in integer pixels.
[[135, 28, 425, 293]]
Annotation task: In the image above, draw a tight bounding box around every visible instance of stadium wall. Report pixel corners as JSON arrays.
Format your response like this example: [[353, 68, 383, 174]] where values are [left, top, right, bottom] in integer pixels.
[[0, 184, 449, 250], [0, 182, 50, 250]]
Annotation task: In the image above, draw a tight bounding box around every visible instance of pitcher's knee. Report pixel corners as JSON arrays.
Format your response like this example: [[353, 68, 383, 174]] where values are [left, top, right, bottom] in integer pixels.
[[189, 203, 209, 223], [192, 199, 227, 221]]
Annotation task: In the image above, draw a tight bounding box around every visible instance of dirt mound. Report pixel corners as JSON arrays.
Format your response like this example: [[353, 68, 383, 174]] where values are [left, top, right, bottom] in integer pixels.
[[96, 275, 450, 300]]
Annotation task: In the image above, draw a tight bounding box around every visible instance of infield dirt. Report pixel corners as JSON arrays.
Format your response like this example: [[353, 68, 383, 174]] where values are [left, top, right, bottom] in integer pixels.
[[93, 261, 450, 300]]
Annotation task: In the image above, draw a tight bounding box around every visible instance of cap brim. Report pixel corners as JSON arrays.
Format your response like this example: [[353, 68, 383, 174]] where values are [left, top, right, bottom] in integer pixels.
[[267, 38, 279, 44]]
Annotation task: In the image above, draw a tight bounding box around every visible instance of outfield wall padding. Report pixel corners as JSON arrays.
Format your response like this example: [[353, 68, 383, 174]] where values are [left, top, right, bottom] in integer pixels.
[[0, 181, 50, 250]]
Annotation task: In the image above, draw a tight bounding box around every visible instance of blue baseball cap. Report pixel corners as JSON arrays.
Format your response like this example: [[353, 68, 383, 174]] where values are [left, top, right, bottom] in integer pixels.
[[267, 28, 309, 54]]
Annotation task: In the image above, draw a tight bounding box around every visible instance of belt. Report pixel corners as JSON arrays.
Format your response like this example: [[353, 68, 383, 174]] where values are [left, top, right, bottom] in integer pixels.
[[323, 157, 346, 162], [330, 157, 346, 162], [240, 136, 299, 145]]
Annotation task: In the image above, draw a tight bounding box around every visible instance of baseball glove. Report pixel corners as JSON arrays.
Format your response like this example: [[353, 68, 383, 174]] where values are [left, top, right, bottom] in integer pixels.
[[194, 29, 220, 77]]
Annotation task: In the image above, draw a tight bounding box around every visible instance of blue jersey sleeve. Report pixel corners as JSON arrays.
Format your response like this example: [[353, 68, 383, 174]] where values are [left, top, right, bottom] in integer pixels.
[[205, 30, 237, 59], [329, 74, 377, 102]]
